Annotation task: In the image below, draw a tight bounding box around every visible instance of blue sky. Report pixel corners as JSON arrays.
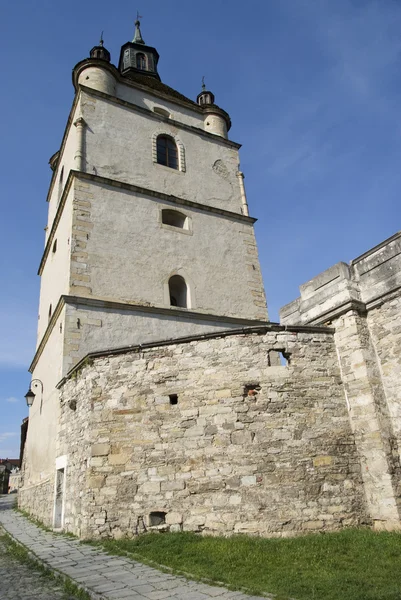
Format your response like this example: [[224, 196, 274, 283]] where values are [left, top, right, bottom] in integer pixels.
[[1, 0, 401, 458]]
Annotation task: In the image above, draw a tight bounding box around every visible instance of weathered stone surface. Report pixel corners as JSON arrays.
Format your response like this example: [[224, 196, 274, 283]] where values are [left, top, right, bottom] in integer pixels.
[[55, 328, 367, 538]]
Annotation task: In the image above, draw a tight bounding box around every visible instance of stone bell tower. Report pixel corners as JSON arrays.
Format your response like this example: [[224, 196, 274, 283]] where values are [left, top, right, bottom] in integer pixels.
[[20, 21, 268, 522]]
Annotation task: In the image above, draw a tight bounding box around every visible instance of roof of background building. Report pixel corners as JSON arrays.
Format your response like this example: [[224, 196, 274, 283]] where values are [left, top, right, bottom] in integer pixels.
[[0, 459, 20, 466]]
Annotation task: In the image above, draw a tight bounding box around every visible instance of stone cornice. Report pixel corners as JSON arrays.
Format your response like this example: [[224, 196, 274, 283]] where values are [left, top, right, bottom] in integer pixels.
[[75, 170, 256, 222], [78, 84, 241, 150], [37, 170, 257, 276], [65, 294, 270, 324], [351, 230, 401, 265], [29, 295, 66, 373], [303, 299, 367, 326], [56, 322, 334, 389], [299, 285, 401, 327]]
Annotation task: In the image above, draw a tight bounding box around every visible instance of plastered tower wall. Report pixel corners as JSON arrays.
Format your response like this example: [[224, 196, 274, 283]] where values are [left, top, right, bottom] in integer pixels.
[[54, 326, 367, 539], [281, 231, 401, 530]]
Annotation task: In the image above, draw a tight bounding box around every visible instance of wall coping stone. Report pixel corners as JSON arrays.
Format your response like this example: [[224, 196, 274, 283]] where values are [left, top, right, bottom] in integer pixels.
[[56, 322, 334, 389]]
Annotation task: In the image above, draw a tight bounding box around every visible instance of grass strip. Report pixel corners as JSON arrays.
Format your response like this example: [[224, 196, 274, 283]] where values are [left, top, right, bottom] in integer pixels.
[[2, 533, 91, 600], [93, 529, 401, 600]]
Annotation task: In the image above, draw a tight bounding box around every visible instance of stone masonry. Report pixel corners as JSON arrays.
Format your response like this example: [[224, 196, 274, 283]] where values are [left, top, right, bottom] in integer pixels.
[[281, 231, 401, 530], [56, 326, 367, 539]]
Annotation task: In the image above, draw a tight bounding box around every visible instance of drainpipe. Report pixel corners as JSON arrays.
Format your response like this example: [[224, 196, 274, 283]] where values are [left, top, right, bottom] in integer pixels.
[[74, 117, 86, 171], [237, 171, 249, 216]]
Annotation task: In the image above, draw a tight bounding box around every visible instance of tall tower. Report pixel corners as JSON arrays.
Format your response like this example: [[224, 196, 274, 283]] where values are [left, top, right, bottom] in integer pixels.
[[21, 22, 268, 515]]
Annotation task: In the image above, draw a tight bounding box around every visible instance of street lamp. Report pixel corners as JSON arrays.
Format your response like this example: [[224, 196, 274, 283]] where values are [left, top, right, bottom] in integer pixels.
[[24, 379, 44, 408]]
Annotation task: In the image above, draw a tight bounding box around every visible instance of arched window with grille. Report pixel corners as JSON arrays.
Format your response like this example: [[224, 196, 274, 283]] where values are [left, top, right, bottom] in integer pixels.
[[136, 53, 147, 70], [156, 135, 178, 170], [169, 275, 188, 308]]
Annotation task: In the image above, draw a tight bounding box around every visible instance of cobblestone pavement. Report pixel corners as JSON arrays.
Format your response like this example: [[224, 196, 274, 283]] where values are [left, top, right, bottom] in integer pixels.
[[0, 496, 271, 600], [0, 533, 76, 599]]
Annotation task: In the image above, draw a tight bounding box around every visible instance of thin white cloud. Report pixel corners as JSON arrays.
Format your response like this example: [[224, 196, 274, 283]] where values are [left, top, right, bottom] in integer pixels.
[[5, 397, 19, 404], [0, 432, 17, 444]]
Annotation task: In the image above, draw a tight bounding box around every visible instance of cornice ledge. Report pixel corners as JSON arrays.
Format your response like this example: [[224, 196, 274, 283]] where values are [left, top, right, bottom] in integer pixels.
[[64, 294, 268, 324], [364, 285, 401, 312], [74, 170, 257, 223], [303, 299, 367, 326], [29, 296, 66, 373]]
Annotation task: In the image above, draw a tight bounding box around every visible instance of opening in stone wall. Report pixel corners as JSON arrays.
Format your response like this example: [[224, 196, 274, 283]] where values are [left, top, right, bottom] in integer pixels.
[[243, 383, 261, 399], [169, 394, 178, 405], [268, 349, 291, 367], [149, 511, 166, 526]]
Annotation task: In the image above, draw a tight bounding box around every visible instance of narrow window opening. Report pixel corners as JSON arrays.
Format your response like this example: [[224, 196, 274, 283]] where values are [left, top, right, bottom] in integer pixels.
[[157, 135, 178, 170], [267, 349, 291, 367], [136, 53, 147, 70], [52, 239, 57, 254], [169, 394, 178, 405], [54, 468, 65, 529], [153, 107, 171, 118], [149, 511, 166, 526], [169, 275, 188, 308], [243, 384, 261, 399], [162, 209, 187, 229], [58, 166, 64, 204]]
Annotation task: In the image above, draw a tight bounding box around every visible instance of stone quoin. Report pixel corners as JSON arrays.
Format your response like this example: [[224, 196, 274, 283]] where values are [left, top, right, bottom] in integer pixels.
[[19, 19, 401, 538]]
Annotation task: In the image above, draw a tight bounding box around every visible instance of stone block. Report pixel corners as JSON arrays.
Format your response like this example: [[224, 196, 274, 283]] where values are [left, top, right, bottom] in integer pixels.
[[91, 444, 110, 457], [89, 476, 105, 489], [161, 480, 185, 492], [241, 475, 256, 486], [313, 456, 333, 467], [165, 512, 183, 524], [139, 482, 161, 494]]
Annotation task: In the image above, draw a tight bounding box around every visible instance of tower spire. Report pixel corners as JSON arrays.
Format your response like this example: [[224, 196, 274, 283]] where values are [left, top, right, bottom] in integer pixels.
[[133, 13, 145, 44]]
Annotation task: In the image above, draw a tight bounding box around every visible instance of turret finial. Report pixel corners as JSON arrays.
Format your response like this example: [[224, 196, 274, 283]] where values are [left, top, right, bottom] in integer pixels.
[[133, 12, 145, 44], [99, 31, 104, 47], [202, 76, 206, 91]]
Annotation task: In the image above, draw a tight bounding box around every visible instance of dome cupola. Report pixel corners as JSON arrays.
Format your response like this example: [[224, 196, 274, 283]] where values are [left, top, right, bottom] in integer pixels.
[[197, 78, 215, 106], [89, 34, 111, 62]]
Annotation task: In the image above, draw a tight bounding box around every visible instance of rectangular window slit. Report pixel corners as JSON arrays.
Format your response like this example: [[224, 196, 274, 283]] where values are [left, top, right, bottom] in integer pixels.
[[169, 394, 178, 405]]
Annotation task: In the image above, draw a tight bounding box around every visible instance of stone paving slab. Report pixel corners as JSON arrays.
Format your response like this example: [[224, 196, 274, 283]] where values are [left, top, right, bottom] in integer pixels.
[[0, 496, 272, 600]]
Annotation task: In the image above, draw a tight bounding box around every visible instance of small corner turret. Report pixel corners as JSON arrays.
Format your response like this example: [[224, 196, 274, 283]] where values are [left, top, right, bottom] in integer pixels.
[[72, 33, 117, 96], [118, 17, 160, 81], [196, 77, 231, 139]]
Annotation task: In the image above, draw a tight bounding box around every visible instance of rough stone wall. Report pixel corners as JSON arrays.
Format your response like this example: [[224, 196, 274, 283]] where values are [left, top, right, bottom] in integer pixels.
[[367, 296, 401, 447], [58, 328, 367, 539], [280, 232, 401, 529], [334, 309, 401, 528], [18, 480, 54, 527]]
